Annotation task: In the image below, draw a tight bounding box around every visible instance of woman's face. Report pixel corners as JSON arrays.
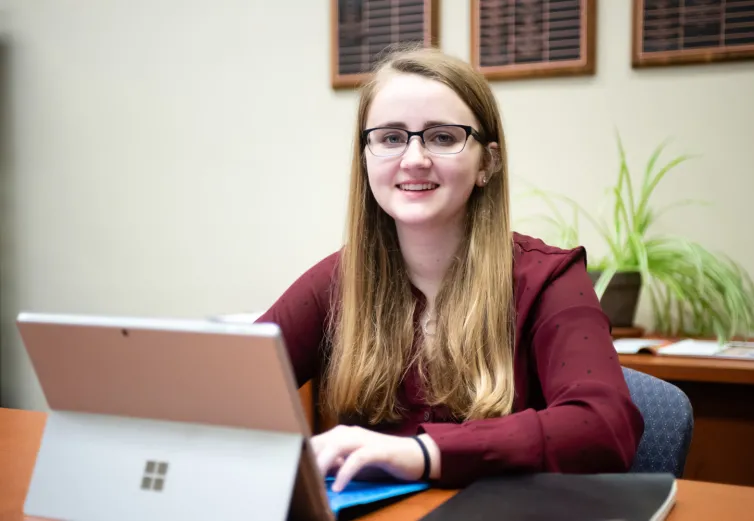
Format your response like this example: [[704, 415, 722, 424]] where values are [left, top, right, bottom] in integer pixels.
[[363, 73, 492, 231]]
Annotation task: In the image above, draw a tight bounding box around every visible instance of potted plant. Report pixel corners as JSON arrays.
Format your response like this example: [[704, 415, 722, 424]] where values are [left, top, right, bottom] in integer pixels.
[[518, 136, 754, 341]]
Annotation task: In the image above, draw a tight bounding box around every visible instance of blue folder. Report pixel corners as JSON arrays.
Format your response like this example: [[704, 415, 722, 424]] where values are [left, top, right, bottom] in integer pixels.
[[325, 477, 430, 515]]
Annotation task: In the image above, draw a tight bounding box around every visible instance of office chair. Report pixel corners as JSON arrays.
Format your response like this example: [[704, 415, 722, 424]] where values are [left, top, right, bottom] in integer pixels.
[[622, 367, 694, 478]]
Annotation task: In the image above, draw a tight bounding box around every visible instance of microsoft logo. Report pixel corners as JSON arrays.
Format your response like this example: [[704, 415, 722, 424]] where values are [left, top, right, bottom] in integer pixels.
[[140, 460, 169, 492]]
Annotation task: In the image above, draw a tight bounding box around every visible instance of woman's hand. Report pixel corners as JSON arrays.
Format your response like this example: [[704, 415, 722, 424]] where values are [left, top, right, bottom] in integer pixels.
[[310, 425, 439, 492]]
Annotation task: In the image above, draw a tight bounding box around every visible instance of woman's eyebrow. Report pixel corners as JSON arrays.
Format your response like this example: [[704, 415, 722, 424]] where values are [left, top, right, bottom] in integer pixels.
[[423, 119, 454, 127], [370, 119, 456, 129], [370, 121, 407, 129]]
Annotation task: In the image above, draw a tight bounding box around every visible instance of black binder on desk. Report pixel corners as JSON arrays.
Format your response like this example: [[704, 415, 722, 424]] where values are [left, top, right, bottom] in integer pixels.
[[420, 473, 677, 521]]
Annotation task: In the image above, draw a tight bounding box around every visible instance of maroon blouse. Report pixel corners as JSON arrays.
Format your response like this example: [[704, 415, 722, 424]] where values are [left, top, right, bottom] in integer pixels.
[[255, 232, 644, 488]]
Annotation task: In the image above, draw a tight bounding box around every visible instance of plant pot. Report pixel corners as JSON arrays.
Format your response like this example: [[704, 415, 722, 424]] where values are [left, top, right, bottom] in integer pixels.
[[588, 270, 642, 328]]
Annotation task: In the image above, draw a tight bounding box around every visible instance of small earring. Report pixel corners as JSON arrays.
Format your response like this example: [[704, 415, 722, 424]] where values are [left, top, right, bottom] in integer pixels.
[[481, 176, 488, 185]]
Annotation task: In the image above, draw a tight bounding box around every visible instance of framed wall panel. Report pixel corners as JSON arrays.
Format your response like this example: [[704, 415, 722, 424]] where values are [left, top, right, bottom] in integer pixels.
[[632, 0, 754, 68], [330, 0, 439, 89], [470, 0, 596, 81]]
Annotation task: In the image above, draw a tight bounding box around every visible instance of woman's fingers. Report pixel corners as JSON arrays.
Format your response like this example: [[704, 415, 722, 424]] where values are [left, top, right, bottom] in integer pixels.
[[332, 446, 379, 492], [316, 443, 346, 477], [313, 426, 363, 477], [311, 425, 406, 490]]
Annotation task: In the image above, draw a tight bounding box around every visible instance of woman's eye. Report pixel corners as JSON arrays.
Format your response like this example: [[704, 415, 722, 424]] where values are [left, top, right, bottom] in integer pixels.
[[431, 133, 457, 145], [380, 133, 406, 145]]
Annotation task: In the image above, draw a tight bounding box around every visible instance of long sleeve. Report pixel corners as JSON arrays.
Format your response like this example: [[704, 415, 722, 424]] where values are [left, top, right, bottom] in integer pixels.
[[254, 252, 340, 388], [417, 247, 645, 488]]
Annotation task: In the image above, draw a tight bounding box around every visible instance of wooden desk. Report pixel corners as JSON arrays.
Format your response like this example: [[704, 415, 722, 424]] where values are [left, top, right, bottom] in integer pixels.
[[619, 353, 754, 487], [3, 408, 754, 521], [619, 353, 754, 385]]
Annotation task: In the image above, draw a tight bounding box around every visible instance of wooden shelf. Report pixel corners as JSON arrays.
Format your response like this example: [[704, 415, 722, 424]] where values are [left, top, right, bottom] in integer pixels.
[[619, 353, 754, 385]]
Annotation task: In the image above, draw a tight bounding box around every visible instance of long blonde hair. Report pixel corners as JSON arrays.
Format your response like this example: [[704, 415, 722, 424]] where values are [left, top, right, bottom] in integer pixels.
[[324, 45, 516, 425]]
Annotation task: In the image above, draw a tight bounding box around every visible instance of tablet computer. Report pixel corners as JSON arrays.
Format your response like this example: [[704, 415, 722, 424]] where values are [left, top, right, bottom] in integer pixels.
[[16, 311, 332, 521]]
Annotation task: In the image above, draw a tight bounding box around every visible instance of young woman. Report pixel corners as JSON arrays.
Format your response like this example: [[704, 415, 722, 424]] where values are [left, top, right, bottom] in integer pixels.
[[256, 46, 644, 492]]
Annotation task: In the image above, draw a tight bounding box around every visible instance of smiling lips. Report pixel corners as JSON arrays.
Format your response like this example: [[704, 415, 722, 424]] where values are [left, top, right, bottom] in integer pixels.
[[397, 182, 439, 192]]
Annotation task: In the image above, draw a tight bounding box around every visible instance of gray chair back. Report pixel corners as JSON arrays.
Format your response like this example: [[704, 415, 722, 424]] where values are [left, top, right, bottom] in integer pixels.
[[622, 367, 694, 478]]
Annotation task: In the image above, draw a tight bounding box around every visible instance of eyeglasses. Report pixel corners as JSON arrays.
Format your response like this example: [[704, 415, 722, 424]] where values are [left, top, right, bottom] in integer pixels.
[[361, 124, 485, 157]]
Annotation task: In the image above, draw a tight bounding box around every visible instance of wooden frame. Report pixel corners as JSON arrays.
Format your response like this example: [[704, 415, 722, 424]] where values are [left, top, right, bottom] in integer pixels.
[[330, 0, 440, 89], [470, 0, 596, 81], [632, 0, 754, 68]]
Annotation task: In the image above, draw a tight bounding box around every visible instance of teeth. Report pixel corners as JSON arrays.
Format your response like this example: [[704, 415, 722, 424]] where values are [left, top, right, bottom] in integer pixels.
[[399, 183, 438, 191]]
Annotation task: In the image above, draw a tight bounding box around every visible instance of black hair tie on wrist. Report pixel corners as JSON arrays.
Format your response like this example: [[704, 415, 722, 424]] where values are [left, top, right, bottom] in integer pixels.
[[412, 435, 431, 481]]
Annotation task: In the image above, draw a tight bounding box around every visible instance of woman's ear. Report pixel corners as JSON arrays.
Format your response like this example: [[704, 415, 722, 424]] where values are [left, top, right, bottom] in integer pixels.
[[476, 142, 501, 187]]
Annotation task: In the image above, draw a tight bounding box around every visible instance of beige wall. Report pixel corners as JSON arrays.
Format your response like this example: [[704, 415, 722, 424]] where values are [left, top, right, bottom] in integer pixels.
[[1, 1, 752, 410]]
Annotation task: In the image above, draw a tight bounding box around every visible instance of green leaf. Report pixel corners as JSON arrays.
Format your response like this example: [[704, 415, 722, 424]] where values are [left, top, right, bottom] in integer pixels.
[[615, 133, 637, 229], [636, 154, 695, 223]]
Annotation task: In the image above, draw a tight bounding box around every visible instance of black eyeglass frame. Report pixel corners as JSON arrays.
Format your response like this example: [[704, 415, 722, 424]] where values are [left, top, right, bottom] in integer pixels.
[[360, 124, 488, 155]]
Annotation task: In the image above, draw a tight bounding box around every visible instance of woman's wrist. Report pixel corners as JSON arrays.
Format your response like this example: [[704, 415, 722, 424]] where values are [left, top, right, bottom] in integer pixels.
[[417, 433, 441, 480]]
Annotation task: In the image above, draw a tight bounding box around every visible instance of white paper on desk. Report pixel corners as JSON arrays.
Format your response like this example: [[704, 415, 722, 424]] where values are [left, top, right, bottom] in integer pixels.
[[613, 338, 667, 354], [656, 339, 724, 356], [717, 341, 754, 359]]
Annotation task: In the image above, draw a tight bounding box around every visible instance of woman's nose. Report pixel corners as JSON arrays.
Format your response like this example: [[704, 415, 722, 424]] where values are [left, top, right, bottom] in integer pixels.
[[400, 137, 431, 169]]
